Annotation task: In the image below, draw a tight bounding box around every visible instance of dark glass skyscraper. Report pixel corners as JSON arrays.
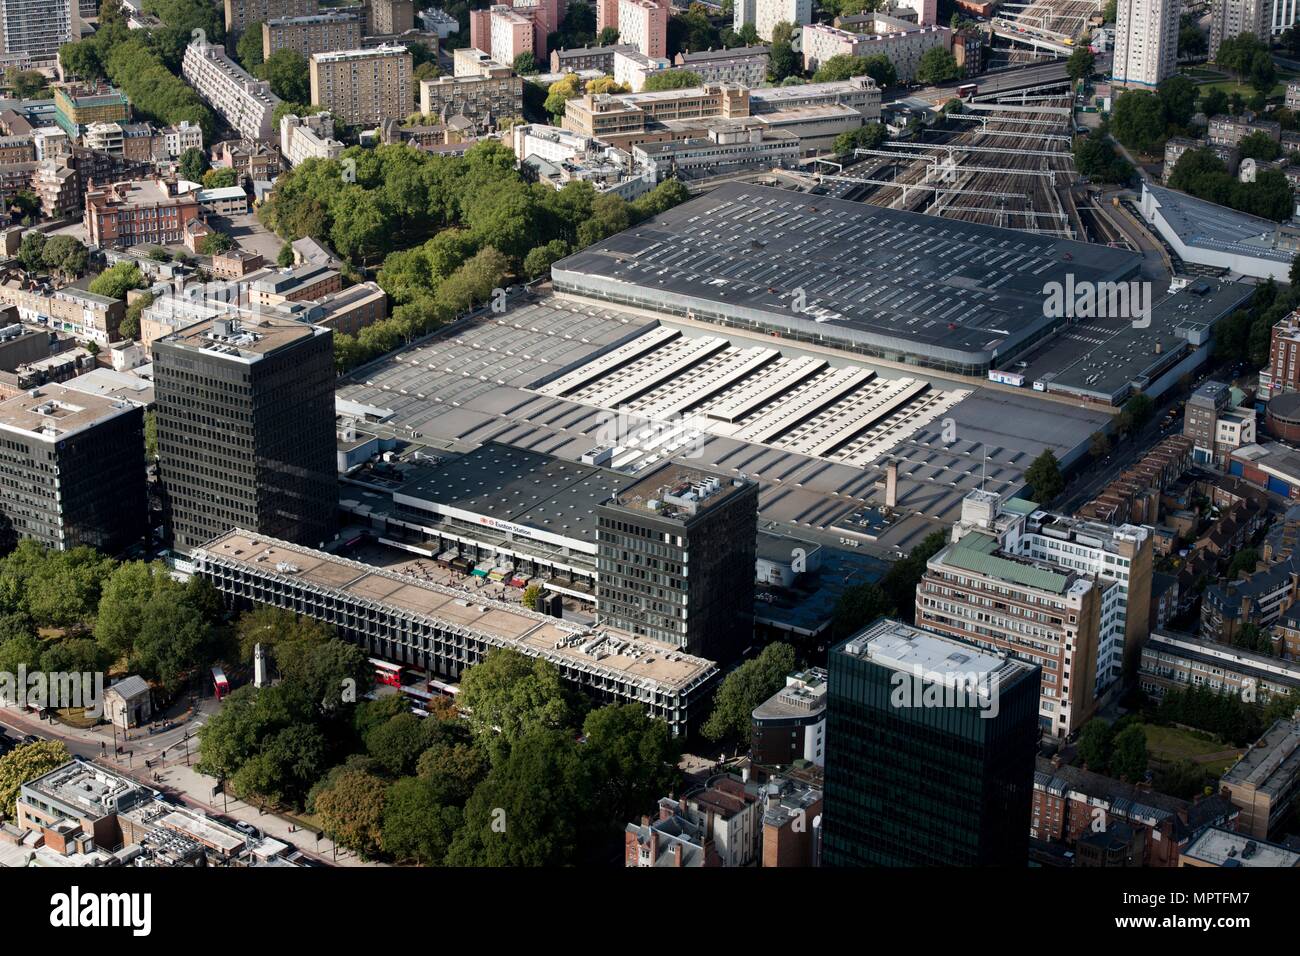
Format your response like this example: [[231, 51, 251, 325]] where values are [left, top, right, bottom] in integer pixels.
[[821, 618, 1040, 866], [153, 314, 336, 554]]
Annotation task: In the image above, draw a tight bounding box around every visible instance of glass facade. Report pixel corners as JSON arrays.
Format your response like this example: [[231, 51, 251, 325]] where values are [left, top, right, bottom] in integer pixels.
[[820, 630, 1040, 866]]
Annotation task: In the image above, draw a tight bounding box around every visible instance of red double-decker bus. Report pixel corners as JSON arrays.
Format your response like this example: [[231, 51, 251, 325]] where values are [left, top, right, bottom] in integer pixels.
[[369, 658, 404, 688], [211, 667, 230, 701]]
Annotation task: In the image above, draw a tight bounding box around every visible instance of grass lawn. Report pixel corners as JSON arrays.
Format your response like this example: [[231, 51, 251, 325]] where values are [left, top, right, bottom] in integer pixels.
[[1141, 723, 1242, 776], [1183, 66, 1300, 100], [54, 707, 100, 730]]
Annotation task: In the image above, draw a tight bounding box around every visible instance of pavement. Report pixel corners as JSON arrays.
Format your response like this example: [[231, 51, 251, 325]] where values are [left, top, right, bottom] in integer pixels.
[[0, 696, 383, 867]]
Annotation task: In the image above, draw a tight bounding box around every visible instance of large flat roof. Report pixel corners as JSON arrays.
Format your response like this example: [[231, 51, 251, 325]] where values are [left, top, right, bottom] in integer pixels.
[[157, 313, 325, 363], [0, 382, 137, 441], [393, 442, 629, 546], [1016, 277, 1254, 403], [197, 530, 717, 692], [552, 183, 1140, 369], [1143, 182, 1300, 265], [837, 617, 1034, 695]]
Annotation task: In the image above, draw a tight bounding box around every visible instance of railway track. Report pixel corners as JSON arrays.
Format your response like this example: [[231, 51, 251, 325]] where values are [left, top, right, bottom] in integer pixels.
[[858, 95, 1077, 237]]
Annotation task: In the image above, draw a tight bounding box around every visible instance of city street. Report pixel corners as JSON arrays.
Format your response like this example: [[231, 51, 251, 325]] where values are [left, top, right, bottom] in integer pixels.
[[0, 699, 381, 867]]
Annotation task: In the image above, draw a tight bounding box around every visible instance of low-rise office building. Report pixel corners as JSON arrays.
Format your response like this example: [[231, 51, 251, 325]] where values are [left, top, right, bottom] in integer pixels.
[[751, 667, 826, 767], [1219, 718, 1300, 840], [194, 528, 719, 736]]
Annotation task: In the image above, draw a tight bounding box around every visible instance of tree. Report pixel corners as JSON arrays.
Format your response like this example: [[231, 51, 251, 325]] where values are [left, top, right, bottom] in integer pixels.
[[522, 240, 568, 280], [259, 49, 310, 103], [457, 649, 577, 754], [202, 166, 238, 189], [833, 122, 886, 157], [832, 582, 890, 640], [365, 712, 433, 777], [447, 728, 590, 866], [120, 291, 153, 341], [277, 242, 295, 268], [1025, 449, 1064, 503], [236, 21, 265, 72], [178, 146, 208, 183], [234, 605, 327, 666], [879, 529, 949, 623], [1178, 15, 1207, 60], [1076, 719, 1114, 771], [0, 740, 70, 819], [1067, 46, 1096, 84], [416, 737, 489, 806], [1074, 131, 1133, 184], [199, 232, 235, 255], [701, 642, 795, 744], [17, 230, 45, 273], [1238, 129, 1282, 162], [768, 40, 798, 82], [382, 777, 461, 864], [1110, 724, 1149, 781], [5, 543, 116, 630], [544, 73, 582, 120], [59, 40, 103, 81], [6, 68, 48, 99], [10, 190, 38, 225], [1089, 430, 1111, 459], [520, 583, 542, 609], [42, 236, 88, 279], [597, 26, 620, 45], [1124, 392, 1154, 429], [143, 409, 157, 460], [582, 703, 680, 829], [1201, 87, 1229, 119], [1227, 548, 1259, 579], [512, 51, 538, 75], [1249, 49, 1277, 97], [316, 769, 388, 856], [1291, 251, 1300, 287], [916, 47, 959, 85], [1111, 90, 1166, 154], [641, 70, 702, 92], [88, 261, 145, 300], [1158, 74, 1198, 129]]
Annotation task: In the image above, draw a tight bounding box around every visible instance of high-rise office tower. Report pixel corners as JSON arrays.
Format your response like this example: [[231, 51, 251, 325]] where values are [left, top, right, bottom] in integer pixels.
[[152, 314, 336, 554], [596, 464, 757, 662], [1112, 0, 1180, 88], [0, 384, 146, 553], [820, 619, 1040, 867]]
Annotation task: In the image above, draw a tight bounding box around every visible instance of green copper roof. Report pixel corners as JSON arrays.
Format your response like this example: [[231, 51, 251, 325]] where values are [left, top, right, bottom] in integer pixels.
[[1002, 497, 1039, 516], [944, 532, 1070, 594]]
